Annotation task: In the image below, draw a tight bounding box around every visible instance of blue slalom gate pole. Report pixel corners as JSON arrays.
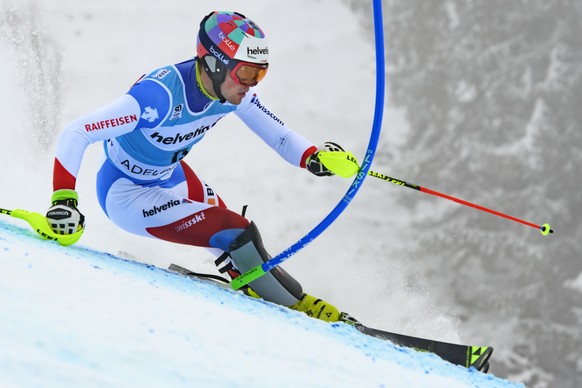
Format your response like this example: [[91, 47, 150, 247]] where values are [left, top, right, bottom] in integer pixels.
[[232, 0, 385, 289]]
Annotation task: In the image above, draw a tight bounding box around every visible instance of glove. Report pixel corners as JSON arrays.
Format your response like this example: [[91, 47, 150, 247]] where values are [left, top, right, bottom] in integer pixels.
[[46, 189, 85, 235], [306, 142, 346, 177]]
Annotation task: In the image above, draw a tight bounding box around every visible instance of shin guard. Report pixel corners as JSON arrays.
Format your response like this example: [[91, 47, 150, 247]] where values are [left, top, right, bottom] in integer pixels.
[[226, 221, 303, 307]]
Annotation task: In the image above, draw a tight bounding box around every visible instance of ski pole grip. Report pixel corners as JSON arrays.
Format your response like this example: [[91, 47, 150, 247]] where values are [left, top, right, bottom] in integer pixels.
[[9, 208, 83, 246], [317, 151, 360, 178]]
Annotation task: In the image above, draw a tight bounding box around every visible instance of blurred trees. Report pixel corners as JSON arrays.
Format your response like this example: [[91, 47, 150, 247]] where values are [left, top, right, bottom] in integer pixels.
[[346, 1, 582, 386]]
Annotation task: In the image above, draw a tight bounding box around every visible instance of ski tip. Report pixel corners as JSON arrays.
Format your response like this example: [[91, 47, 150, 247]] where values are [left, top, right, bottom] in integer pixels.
[[469, 346, 493, 373]]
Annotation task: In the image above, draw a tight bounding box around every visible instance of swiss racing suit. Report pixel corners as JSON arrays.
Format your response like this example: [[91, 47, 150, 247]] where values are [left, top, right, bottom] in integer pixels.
[[52, 58, 317, 306]]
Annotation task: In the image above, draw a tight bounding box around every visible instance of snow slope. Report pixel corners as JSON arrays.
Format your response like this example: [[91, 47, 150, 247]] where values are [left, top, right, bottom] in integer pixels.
[[0, 220, 520, 388]]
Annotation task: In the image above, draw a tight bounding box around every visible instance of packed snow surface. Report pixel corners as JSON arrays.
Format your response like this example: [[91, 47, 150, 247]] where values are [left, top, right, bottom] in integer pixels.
[[0, 221, 521, 387]]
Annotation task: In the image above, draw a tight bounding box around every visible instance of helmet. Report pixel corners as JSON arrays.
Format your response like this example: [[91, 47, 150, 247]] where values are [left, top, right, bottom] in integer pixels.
[[197, 11, 269, 66], [197, 11, 269, 97]]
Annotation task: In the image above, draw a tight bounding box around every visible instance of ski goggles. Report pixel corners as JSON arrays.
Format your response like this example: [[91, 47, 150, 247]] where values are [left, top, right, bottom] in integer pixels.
[[230, 61, 268, 87]]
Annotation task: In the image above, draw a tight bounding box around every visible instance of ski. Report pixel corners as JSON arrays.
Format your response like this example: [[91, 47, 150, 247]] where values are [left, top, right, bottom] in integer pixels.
[[168, 263, 492, 372], [350, 323, 492, 372]]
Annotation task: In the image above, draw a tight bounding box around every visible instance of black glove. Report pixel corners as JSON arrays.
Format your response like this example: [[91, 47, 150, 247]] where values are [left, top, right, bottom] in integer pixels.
[[306, 142, 345, 177], [46, 189, 85, 235]]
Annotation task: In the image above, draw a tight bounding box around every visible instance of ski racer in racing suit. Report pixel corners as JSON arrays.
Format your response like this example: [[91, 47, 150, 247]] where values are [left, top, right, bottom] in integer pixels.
[[46, 11, 356, 323]]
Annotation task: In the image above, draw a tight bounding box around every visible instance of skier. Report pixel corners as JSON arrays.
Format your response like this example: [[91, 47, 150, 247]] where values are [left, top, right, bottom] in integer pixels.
[[42, 11, 496, 371], [46, 11, 354, 324]]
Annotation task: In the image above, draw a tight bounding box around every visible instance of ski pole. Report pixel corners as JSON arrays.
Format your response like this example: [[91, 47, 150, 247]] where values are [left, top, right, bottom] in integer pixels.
[[367, 170, 553, 235], [0, 207, 83, 246], [317, 151, 554, 236]]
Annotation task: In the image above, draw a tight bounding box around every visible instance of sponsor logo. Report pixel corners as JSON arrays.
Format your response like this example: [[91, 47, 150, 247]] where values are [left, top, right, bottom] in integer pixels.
[[47, 209, 72, 220], [250, 94, 284, 126], [246, 46, 269, 58], [141, 107, 159, 123], [175, 212, 206, 232], [205, 184, 216, 206], [218, 31, 235, 51], [142, 199, 181, 218], [119, 160, 175, 177], [153, 68, 171, 79], [209, 45, 229, 65], [85, 114, 138, 132], [169, 104, 183, 121], [150, 124, 210, 145]]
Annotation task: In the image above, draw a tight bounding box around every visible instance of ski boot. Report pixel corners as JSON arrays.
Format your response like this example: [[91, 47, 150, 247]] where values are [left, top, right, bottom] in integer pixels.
[[290, 293, 362, 325], [290, 293, 342, 322]]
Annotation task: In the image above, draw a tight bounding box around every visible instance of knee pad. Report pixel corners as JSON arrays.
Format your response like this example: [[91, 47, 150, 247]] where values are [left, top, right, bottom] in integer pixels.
[[223, 221, 303, 307]]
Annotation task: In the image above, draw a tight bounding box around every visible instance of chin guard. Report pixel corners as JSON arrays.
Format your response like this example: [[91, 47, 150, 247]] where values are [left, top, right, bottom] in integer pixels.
[[198, 56, 227, 103]]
